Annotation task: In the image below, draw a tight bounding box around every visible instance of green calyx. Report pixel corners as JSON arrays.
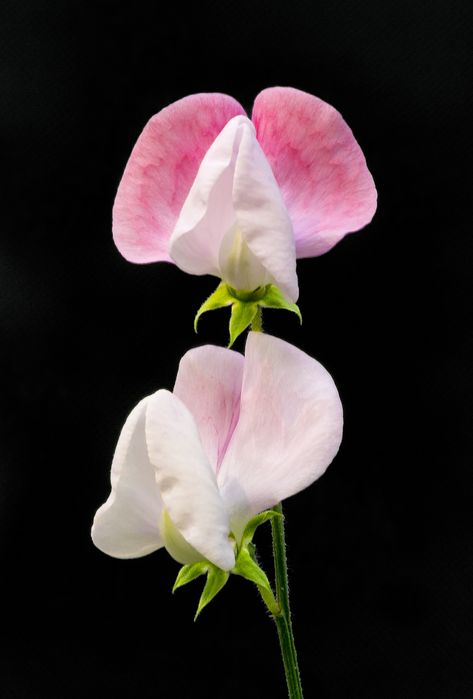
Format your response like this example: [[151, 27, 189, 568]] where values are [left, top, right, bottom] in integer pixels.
[[173, 561, 230, 621], [194, 282, 302, 347], [172, 509, 283, 620]]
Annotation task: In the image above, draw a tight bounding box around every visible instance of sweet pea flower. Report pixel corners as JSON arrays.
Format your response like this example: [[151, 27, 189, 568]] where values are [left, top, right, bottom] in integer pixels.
[[113, 87, 377, 303], [91, 333, 343, 571]]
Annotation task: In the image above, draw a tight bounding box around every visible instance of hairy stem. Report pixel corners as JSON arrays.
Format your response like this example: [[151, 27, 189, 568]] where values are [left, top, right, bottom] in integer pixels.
[[271, 502, 303, 698], [253, 317, 302, 695]]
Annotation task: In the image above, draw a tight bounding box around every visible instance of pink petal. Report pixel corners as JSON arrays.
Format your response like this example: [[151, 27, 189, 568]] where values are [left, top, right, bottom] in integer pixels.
[[252, 87, 377, 258], [173, 345, 244, 474], [113, 93, 245, 263], [217, 333, 343, 536]]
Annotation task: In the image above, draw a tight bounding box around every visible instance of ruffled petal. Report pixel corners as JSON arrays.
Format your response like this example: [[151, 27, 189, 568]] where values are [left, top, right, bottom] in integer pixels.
[[218, 333, 343, 536], [173, 345, 244, 474], [91, 397, 164, 559], [146, 390, 235, 571], [113, 93, 245, 263], [252, 86, 377, 258]]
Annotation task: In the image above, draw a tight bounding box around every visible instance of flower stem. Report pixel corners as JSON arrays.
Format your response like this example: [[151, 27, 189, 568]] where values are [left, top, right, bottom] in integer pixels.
[[271, 502, 304, 698], [252, 316, 302, 695]]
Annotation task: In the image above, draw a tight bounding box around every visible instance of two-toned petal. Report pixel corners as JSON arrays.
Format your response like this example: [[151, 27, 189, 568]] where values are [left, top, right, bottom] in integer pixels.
[[253, 86, 377, 257], [91, 397, 164, 559], [218, 333, 343, 535]]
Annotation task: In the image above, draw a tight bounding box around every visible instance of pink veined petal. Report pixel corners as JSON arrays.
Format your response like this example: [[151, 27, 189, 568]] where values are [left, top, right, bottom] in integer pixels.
[[217, 333, 343, 537], [252, 86, 377, 258], [146, 390, 235, 571], [232, 118, 298, 302], [91, 397, 164, 559], [173, 345, 244, 474], [113, 93, 245, 264]]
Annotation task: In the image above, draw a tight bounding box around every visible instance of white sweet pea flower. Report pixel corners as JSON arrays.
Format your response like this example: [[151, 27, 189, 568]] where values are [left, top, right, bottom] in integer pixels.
[[92, 333, 343, 571]]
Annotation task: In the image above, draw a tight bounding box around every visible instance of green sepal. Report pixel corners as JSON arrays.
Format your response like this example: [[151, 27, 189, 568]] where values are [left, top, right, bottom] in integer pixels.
[[240, 509, 282, 550], [229, 301, 258, 347], [259, 284, 302, 324], [194, 281, 301, 346], [194, 565, 229, 621], [227, 285, 268, 302], [172, 561, 208, 593], [194, 282, 233, 332], [233, 547, 272, 592], [233, 547, 280, 616], [247, 541, 257, 561]]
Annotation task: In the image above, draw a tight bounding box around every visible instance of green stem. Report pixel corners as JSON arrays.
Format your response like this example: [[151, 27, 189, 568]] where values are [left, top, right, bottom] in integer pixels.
[[271, 502, 303, 698], [252, 317, 302, 696]]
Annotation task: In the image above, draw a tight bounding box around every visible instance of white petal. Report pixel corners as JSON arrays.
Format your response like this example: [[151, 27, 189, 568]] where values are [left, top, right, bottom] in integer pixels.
[[146, 390, 235, 571], [232, 122, 299, 302], [218, 333, 343, 536], [169, 116, 244, 277], [173, 344, 244, 473], [91, 397, 164, 559], [169, 115, 298, 299]]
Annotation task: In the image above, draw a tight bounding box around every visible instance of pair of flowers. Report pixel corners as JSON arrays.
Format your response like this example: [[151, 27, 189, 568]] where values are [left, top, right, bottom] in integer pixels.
[[92, 87, 376, 583]]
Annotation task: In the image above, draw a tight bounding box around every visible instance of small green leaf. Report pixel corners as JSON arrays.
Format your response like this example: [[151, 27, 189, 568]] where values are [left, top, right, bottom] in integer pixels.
[[194, 282, 234, 332], [172, 561, 208, 593], [232, 548, 280, 616], [240, 509, 282, 550], [250, 306, 263, 332], [259, 285, 302, 324], [229, 301, 258, 347], [233, 547, 273, 593], [194, 565, 229, 621]]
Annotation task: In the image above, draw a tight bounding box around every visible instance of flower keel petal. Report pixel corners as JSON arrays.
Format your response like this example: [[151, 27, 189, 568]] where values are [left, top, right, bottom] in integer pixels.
[[169, 116, 247, 277], [170, 116, 298, 300], [233, 119, 298, 302]]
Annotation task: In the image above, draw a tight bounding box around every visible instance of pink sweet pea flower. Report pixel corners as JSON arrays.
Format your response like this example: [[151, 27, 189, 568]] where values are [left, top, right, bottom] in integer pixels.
[[91, 333, 343, 570], [113, 87, 377, 303]]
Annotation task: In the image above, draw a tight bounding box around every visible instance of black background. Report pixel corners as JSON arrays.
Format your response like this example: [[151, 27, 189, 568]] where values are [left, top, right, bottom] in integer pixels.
[[1, 1, 472, 697]]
